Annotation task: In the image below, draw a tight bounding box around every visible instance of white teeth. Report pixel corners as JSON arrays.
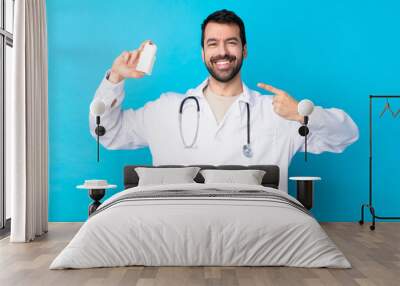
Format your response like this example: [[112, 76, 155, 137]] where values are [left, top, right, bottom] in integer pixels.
[[215, 61, 230, 67], [216, 61, 229, 65], [213, 59, 232, 70]]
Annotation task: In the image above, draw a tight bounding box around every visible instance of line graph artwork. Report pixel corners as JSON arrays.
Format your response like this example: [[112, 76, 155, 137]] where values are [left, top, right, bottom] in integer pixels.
[[379, 98, 400, 118]]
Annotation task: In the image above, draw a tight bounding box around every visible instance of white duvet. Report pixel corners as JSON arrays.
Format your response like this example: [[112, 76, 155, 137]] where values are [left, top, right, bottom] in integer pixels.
[[50, 183, 351, 269]]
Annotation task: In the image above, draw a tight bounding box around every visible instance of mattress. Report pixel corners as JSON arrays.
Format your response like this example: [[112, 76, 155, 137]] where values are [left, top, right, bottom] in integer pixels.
[[50, 183, 351, 269]]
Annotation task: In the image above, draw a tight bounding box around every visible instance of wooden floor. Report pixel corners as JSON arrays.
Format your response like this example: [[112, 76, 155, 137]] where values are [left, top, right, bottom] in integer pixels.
[[0, 223, 399, 286]]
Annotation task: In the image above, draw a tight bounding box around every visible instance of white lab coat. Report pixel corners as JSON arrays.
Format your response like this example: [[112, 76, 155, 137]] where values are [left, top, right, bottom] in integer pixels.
[[89, 73, 359, 192]]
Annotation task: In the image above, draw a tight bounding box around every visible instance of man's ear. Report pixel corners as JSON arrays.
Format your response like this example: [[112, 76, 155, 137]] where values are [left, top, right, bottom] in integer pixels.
[[243, 44, 248, 59], [201, 48, 205, 62]]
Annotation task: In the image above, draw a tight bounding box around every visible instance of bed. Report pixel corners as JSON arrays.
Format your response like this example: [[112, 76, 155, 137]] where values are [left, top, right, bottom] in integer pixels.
[[50, 165, 351, 269]]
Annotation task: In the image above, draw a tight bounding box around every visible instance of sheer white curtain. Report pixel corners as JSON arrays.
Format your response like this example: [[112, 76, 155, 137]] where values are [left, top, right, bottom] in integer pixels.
[[7, 0, 48, 242]]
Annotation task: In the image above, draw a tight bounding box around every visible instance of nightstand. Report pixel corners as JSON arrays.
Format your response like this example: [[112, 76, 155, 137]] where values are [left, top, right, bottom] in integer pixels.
[[289, 177, 321, 210], [77, 180, 117, 215]]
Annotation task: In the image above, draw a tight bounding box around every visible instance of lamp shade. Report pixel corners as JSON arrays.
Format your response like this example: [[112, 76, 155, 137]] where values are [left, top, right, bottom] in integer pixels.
[[90, 99, 106, 116], [298, 99, 314, 116]]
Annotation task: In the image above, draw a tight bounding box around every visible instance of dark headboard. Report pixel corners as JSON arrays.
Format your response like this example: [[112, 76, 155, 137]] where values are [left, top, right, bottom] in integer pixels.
[[124, 165, 280, 189]]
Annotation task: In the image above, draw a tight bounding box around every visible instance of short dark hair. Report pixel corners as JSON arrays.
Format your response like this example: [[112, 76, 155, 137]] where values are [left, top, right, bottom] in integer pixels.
[[201, 9, 246, 48]]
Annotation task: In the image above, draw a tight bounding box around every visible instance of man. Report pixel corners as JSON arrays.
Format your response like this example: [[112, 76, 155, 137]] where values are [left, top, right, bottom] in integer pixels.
[[89, 9, 359, 192]]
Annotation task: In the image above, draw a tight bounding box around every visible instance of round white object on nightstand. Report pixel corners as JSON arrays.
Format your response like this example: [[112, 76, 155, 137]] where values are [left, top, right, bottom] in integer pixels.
[[77, 179, 117, 190], [289, 176, 321, 181]]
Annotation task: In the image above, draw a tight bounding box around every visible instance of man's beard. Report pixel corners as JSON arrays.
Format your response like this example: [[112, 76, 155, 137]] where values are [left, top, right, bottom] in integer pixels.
[[205, 53, 243, 83]]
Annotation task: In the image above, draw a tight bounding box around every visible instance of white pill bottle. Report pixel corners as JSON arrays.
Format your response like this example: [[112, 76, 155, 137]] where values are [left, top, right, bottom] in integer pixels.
[[136, 42, 157, 75]]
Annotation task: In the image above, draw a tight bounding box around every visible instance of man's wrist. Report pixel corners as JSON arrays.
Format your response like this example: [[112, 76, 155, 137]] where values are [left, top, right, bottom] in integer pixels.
[[107, 70, 124, 84]]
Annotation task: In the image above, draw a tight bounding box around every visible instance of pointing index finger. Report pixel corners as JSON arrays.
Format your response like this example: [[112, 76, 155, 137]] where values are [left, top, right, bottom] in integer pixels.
[[257, 82, 284, 95]]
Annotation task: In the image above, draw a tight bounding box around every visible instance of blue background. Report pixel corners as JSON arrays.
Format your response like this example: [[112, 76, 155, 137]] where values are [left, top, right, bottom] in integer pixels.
[[46, 0, 400, 222]]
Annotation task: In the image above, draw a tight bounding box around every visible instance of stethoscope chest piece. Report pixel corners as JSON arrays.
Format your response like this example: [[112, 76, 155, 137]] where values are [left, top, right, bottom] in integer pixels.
[[243, 143, 253, 158]]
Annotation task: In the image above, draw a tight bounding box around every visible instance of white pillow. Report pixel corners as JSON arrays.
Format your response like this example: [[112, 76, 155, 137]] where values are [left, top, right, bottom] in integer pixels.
[[200, 169, 266, 185], [135, 167, 201, 186]]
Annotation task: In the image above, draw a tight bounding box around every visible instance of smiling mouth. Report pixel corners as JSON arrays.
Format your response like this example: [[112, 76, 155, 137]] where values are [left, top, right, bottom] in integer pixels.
[[212, 59, 234, 70]]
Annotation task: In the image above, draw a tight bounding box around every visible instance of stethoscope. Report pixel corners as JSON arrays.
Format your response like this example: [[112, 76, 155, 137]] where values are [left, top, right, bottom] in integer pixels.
[[179, 96, 253, 158]]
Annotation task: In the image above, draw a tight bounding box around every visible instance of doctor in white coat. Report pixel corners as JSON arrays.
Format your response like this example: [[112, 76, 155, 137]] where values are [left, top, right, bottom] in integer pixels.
[[89, 9, 359, 192]]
